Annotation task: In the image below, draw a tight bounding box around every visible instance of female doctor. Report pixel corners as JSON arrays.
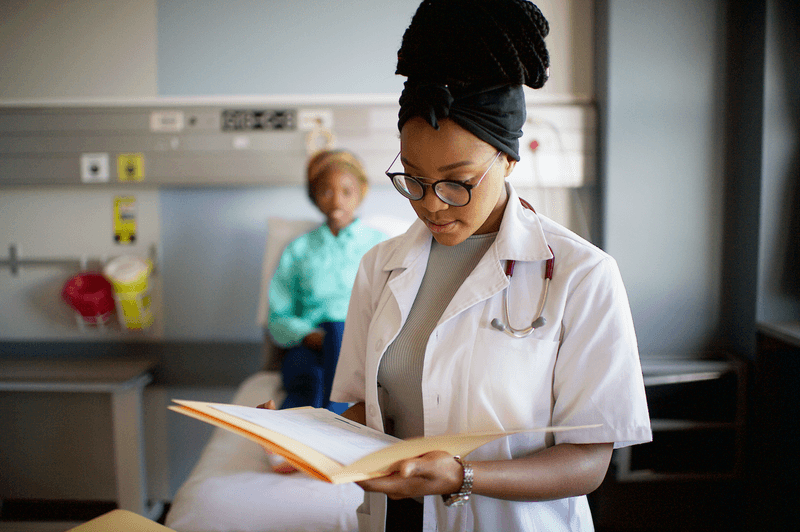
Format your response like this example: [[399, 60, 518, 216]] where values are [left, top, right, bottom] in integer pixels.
[[329, 1, 652, 531]]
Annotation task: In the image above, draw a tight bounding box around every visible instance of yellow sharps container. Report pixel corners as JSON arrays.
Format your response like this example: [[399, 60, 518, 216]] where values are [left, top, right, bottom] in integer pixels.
[[103, 255, 154, 329]]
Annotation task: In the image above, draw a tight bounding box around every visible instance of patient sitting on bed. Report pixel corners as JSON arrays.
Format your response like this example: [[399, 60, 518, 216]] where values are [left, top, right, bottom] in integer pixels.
[[267, 150, 385, 419]]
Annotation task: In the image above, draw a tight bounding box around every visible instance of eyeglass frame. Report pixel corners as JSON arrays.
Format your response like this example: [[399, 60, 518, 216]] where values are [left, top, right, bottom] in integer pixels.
[[385, 150, 503, 207]]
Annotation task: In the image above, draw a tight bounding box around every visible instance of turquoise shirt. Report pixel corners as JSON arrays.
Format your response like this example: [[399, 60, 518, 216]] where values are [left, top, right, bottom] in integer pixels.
[[268, 219, 386, 347]]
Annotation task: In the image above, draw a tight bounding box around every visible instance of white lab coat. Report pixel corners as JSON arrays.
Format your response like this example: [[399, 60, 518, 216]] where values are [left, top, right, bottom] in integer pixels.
[[331, 184, 652, 532]]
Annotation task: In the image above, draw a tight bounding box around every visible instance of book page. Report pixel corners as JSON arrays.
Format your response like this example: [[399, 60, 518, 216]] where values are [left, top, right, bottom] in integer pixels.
[[211, 404, 400, 465]]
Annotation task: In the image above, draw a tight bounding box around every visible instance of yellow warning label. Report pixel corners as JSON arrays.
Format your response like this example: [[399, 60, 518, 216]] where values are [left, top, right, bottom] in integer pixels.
[[113, 196, 137, 244], [118, 153, 145, 181]]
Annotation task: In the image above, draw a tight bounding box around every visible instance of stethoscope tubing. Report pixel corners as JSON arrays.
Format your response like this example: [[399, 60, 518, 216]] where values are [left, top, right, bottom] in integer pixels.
[[492, 249, 553, 338], [490, 195, 555, 338], [497, 272, 551, 338]]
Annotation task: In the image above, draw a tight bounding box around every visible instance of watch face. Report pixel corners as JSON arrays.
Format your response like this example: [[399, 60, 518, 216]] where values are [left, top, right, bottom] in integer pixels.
[[444, 494, 469, 507], [443, 457, 473, 507]]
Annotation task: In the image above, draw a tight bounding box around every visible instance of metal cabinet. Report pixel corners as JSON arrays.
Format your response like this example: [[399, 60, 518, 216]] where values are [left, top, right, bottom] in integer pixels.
[[590, 353, 747, 532], [614, 355, 746, 482]]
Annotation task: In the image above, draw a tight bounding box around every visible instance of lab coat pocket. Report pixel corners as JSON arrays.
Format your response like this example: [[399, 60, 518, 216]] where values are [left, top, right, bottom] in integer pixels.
[[470, 327, 559, 427], [357, 492, 386, 532], [356, 502, 370, 532], [356, 495, 370, 532]]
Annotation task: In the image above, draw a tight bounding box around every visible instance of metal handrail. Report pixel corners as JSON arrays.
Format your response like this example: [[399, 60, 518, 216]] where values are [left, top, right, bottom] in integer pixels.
[[0, 243, 158, 275]]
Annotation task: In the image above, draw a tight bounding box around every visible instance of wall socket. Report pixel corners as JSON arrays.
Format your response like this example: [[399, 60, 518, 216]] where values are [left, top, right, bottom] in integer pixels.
[[80, 153, 110, 183], [298, 109, 334, 131]]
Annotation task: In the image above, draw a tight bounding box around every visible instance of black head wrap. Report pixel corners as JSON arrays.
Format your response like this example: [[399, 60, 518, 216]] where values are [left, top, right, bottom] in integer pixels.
[[398, 81, 526, 161]]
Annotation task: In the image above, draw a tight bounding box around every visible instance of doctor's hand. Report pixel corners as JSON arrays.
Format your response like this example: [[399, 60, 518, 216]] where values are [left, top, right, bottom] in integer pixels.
[[255, 399, 297, 474], [357, 451, 463, 500]]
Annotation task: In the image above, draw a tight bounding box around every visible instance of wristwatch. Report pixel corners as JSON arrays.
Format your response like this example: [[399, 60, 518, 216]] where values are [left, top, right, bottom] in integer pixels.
[[442, 456, 474, 507]]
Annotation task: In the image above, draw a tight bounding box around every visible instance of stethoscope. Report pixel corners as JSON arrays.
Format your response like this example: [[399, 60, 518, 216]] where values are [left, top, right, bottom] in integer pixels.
[[490, 198, 555, 338]]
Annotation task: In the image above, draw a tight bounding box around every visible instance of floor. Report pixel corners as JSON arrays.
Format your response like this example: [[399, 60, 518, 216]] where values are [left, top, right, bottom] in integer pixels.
[[0, 522, 83, 532]]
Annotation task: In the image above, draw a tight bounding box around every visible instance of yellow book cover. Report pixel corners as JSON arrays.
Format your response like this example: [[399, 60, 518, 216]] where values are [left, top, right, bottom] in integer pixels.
[[67, 509, 174, 531]]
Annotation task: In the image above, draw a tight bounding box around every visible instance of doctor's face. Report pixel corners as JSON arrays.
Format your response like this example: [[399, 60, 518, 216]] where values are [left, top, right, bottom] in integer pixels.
[[398, 117, 515, 246]]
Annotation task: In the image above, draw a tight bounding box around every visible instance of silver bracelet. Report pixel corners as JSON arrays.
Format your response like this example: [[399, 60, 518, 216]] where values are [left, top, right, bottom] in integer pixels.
[[442, 456, 474, 507]]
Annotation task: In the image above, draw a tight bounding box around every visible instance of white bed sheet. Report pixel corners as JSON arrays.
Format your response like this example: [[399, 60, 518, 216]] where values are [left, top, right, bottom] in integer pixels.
[[165, 371, 362, 532]]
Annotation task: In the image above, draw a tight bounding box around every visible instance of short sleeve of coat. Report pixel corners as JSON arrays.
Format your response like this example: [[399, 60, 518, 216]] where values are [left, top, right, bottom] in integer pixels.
[[551, 256, 652, 448]]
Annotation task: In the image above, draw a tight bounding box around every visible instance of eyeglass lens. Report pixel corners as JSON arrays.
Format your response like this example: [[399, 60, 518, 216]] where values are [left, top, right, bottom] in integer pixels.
[[392, 176, 471, 206]]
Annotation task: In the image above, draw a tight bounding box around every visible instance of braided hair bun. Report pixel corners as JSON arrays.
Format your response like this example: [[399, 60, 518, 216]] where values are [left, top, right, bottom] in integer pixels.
[[396, 0, 550, 89]]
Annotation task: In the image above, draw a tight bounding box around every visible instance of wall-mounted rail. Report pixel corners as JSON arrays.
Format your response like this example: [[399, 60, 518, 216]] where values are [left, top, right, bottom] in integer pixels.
[[0, 243, 158, 276]]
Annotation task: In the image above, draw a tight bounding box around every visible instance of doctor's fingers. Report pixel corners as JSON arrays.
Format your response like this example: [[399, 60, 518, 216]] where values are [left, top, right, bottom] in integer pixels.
[[358, 452, 463, 498], [397, 451, 459, 479], [358, 472, 432, 500], [256, 399, 278, 409]]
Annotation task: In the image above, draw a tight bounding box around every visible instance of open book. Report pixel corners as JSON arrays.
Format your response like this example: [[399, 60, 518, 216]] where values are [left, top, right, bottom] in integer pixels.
[[170, 399, 600, 484]]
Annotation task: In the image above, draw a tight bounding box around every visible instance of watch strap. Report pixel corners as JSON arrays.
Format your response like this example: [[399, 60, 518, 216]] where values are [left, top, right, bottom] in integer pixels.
[[441, 456, 474, 507]]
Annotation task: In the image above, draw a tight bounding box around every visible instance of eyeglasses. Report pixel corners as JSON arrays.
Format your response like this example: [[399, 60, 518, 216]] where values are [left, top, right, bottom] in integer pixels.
[[385, 150, 503, 207]]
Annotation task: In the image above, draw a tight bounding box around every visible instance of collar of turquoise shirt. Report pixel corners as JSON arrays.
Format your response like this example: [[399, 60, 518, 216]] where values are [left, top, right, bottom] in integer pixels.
[[320, 217, 363, 242]]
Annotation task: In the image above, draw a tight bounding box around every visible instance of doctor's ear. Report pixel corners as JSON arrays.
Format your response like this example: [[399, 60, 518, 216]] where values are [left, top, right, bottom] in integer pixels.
[[503, 155, 517, 178]]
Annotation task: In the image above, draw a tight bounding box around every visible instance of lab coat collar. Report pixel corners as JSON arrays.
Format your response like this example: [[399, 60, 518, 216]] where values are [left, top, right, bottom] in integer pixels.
[[382, 219, 432, 272], [381, 182, 552, 273], [494, 183, 553, 264]]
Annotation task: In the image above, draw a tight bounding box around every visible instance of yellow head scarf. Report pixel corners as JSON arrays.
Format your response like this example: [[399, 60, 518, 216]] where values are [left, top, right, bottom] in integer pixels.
[[306, 150, 370, 205]]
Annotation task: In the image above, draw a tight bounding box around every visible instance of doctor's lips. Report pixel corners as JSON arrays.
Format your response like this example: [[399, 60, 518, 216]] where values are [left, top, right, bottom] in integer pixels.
[[425, 218, 457, 233]]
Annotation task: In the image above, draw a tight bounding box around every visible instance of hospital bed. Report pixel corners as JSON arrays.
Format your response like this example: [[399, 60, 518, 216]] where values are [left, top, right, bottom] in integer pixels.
[[165, 216, 409, 532], [164, 370, 363, 532]]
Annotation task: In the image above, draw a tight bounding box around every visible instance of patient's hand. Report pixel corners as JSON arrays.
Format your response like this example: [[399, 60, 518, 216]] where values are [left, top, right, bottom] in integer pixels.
[[302, 330, 324, 351], [255, 399, 297, 474], [340, 402, 367, 425]]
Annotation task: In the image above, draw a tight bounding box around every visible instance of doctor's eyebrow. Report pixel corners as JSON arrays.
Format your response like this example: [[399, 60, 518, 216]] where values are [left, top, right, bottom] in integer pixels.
[[400, 156, 478, 175]]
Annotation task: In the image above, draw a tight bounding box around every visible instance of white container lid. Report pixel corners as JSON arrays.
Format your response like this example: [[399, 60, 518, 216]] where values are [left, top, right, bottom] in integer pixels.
[[104, 255, 149, 282]]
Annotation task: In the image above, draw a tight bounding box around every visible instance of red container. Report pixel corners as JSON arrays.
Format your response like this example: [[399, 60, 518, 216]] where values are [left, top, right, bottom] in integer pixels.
[[61, 272, 116, 324]]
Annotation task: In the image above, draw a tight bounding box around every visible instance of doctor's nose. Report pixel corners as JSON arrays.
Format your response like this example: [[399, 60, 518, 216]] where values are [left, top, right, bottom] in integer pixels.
[[418, 187, 449, 213]]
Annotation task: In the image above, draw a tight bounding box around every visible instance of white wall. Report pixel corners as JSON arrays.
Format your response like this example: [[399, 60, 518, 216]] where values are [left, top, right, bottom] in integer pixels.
[[0, 188, 163, 338], [153, 0, 594, 100], [0, 0, 594, 101], [0, 0, 158, 100]]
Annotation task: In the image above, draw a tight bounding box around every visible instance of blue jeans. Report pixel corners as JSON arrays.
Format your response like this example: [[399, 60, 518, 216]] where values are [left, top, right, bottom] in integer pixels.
[[280, 321, 348, 415]]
